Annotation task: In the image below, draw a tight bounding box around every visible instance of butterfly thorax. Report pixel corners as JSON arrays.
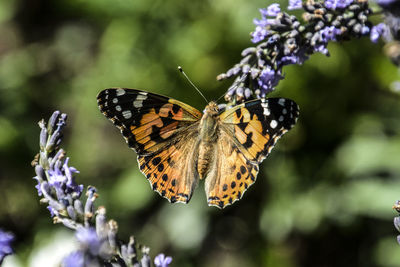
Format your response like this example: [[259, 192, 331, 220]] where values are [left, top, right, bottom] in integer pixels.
[[197, 101, 219, 179]]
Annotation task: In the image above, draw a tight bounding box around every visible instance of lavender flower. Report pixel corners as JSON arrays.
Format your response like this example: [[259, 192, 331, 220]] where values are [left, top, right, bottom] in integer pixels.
[[33, 111, 172, 266], [0, 230, 14, 264], [218, 0, 373, 102], [154, 253, 172, 267]]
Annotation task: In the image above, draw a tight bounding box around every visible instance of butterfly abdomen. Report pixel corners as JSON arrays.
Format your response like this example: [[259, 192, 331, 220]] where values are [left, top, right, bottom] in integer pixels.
[[197, 102, 220, 179], [197, 142, 215, 179]]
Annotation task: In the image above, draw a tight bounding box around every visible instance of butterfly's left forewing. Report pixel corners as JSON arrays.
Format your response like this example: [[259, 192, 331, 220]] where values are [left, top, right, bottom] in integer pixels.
[[97, 88, 202, 154], [97, 88, 203, 203]]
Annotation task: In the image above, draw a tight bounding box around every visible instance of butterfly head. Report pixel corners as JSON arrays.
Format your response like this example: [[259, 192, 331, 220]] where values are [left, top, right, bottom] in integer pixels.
[[204, 101, 219, 116]]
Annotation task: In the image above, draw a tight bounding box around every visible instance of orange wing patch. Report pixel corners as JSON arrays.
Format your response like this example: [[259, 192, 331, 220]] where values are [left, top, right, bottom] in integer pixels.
[[205, 130, 259, 208], [137, 126, 200, 204]]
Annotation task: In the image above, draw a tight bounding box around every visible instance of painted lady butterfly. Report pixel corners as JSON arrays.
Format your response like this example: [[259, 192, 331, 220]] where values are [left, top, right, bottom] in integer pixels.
[[97, 88, 299, 208]]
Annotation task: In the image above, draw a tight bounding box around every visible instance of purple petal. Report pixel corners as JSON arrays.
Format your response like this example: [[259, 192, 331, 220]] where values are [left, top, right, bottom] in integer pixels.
[[288, 0, 302, 10], [154, 253, 173, 267], [62, 251, 84, 267], [0, 229, 14, 262], [260, 3, 281, 17], [76, 227, 101, 256], [370, 23, 391, 43]]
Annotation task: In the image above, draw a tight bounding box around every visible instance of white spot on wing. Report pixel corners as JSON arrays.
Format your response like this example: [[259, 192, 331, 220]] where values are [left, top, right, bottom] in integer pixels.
[[136, 94, 147, 101], [122, 110, 132, 119], [263, 108, 270, 116], [112, 98, 118, 104], [115, 105, 122, 111], [133, 94, 147, 108], [282, 108, 287, 114], [133, 100, 143, 108], [278, 99, 286, 106], [279, 115, 284, 122], [270, 120, 278, 129], [261, 101, 268, 108], [116, 89, 126, 96]]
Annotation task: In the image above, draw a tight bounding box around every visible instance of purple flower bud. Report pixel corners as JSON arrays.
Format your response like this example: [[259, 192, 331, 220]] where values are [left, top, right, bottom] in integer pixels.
[[244, 88, 252, 99], [107, 220, 118, 250], [46, 129, 61, 151], [281, 55, 300, 65], [314, 44, 329, 55], [40, 181, 52, 197], [141, 252, 151, 267], [377, 0, 398, 6], [48, 111, 61, 132], [35, 165, 46, 180], [241, 47, 257, 57], [67, 206, 77, 221], [85, 186, 97, 221], [96, 206, 107, 238], [251, 26, 269, 43], [242, 64, 251, 74], [63, 158, 83, 196], [40, 126, 48, 150], [325, 0, 353, 10], [361, 26, 370, 35], [74, 199, 84, 216], [288, 0, 302, 10], [154, 253, 173, 267], [320, 26, 342, 42], [217, 103, 227, 111], [236, 87, 244, 97], [127, 236, 137, 257], [394, 216, 400, 232]]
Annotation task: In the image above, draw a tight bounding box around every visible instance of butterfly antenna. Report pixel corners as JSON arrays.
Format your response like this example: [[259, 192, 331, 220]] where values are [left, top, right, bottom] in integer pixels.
[[178, 66, 209, 103], [215, 72, 249, 103]]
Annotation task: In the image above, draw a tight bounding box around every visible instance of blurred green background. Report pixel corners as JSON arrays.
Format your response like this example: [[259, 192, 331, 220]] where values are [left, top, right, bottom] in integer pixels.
[[1, 0, 400, 266]]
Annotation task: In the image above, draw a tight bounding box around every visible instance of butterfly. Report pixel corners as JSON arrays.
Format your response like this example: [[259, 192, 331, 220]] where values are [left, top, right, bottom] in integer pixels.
[[97, 88, 299, 208]]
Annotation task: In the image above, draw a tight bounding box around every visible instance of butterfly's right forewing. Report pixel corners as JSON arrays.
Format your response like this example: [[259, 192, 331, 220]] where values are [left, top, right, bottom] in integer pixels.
[[205, 98, 299, 208], [220, 98, 299, 163]]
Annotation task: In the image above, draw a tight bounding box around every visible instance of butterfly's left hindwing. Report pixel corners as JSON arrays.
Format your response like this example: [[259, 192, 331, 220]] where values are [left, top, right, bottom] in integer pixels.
[[97, 88, 203, 203]]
